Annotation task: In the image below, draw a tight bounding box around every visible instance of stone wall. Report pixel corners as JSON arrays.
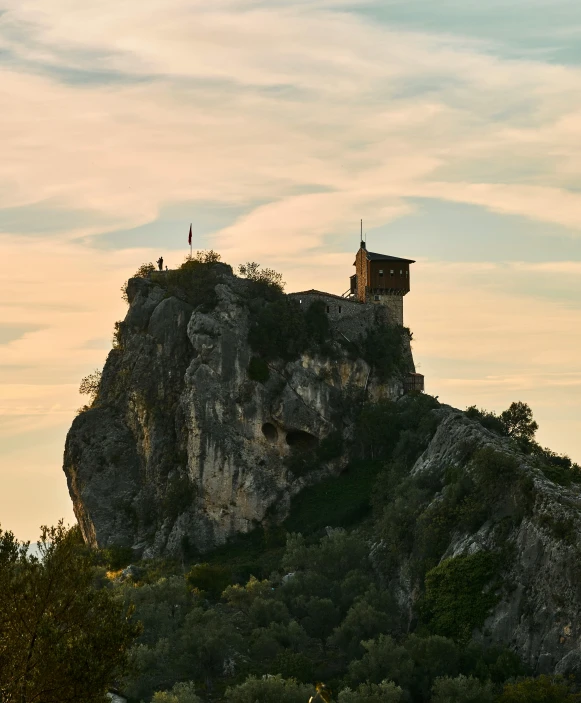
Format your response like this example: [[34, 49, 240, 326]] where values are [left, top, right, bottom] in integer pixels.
[[368, 294, 404, 326], [289, 289, 404, 340], [289, 290, 381, 342]]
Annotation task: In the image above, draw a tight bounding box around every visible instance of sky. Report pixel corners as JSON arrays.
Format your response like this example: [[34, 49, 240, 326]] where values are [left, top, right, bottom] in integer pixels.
[[2, 0, 581, 542]]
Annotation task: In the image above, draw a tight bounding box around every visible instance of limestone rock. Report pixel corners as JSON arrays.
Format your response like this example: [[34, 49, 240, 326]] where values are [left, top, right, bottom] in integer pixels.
[[64, 266, 412, 558], [380, 406, 581, 674]]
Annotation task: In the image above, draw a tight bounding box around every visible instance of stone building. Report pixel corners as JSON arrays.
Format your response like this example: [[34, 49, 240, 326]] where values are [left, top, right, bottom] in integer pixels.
[[289, 240, 423, 392], [350, 240, 414, 326]]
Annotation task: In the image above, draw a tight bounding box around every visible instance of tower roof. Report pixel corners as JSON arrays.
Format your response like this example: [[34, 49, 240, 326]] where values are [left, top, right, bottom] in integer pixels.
[[366, 251, 415, 264]]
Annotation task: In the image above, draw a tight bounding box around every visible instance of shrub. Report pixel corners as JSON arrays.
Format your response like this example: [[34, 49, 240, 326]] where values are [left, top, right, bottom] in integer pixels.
[[419, 551, 503, 643], [248, 298, 308, 361], [105, 544, 134, 571], [431, 674, 495, 703], [79, 368, 102, 403], [338, 680, 404, 703], [348, 635, 414, 689], [152, 681, 201, 703], [186, 563, 232, 599], [248, 357, 270, 382], [190, 250, 221, 264], [112, 320, 123, 349], [121, 262, 156, 302], [498, 675, 580, 703], [238, 262, 285, 293], [225, 674, 314, 703], [465, 406, 507, 436], [162, 257, 222, 310], [360, 324, 410, 382], [304, 299, 331, 344]]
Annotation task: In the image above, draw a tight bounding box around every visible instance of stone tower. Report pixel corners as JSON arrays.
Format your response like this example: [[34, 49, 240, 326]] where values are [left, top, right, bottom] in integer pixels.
[[349, 241, 415, 326]]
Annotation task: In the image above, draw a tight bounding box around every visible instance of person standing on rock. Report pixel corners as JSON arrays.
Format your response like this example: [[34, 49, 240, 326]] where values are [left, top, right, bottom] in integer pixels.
[[157, 256, 163, 271]]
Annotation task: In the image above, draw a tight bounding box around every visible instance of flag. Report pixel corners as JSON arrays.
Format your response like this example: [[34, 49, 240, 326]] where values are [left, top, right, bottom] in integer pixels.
[[188, 224, 192, 246]]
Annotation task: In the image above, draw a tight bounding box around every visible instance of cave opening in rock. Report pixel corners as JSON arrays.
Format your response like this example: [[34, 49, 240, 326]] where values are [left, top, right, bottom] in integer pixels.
[[286, 430, 318, 450], [262, 422, 278, 442]]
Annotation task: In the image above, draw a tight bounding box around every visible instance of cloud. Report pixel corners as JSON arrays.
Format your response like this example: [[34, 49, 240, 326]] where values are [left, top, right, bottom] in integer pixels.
[[1, 0, 581, 244]]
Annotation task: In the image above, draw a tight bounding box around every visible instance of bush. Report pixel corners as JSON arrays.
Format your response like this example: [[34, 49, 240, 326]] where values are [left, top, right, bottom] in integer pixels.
[[162, 257, 222, 310], [79, 368, 102, 403], [431, 674, 495, 703], [238, 262, 285, 293], [248, 357, 270, 382], [225, 674, 314, 703], [105, 544, 134, 570], [338, 680, 404, 703], [248, 298, 308, 361], [498, 675, 580, 703], [348, 635, 414, 689], [465, 406, 507, 436], [419, 551, 503, 643], [121, 262, 156, 302], [186, 563, 232, 599], [152, 681, 202, 703], [360, 324, 410, 382]]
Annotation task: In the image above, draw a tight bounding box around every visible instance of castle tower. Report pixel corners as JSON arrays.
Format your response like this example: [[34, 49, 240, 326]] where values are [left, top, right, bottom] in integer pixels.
[[349, 241, 415, 326]]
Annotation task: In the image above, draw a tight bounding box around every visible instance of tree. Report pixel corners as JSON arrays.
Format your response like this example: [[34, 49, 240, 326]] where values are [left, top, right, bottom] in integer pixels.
[[79, 368, 102, 403], [338, 680, 403, 703], [225, 674, 314, 703], [152, 681, 202, 703], [431, 675, 495, 703], [497, 675, 581, 703], [238, 262, 285, 292], [121, 262, 156, 302], [500, 402, 538, 441], [0, 522, 140, 703], [348, 635, 414, 689], [187, 250, 221, 264]]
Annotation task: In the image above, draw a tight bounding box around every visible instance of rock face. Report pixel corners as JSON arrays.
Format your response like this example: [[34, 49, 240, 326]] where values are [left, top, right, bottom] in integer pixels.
[[64, 264, 413, 558], [380, 406, 581, 676]]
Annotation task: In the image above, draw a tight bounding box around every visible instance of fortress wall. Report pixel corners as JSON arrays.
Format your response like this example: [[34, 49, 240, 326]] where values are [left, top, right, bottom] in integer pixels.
[[289, 291, 400, 342]]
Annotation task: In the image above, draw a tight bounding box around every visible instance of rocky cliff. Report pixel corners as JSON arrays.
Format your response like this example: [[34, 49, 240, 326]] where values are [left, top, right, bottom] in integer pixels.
[[373, 404, 581, 676], [64, 262, 413, 558]]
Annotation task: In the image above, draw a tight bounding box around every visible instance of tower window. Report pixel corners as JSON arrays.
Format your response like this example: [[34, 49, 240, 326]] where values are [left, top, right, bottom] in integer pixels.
[[390, 270, 394, 276], [326, 306, 330, 313], [379, 269, 384, 277], [338, 306, 342, 313]]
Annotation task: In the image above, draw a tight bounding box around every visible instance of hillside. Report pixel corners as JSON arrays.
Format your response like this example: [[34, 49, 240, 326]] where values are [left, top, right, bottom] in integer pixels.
[[61, 256, 581, 702]]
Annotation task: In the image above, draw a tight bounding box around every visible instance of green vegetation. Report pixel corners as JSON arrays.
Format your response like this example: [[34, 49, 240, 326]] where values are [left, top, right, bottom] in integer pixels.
[[0, 522, 140, 703], [498, 675, 581, 703], [161, 253, 223, 310], [360, 324, 411, 382], [121, 261, 156, 302], [248, 356, 270, 382], [419, 552, 503, 643], [238, 261, 286, 294], [248, 297, 329, 362], [78, 368, 102, 403], [467, 401, 581, 486]]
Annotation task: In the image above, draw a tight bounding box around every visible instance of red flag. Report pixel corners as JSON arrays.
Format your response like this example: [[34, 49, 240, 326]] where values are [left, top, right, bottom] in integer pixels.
[[188, 224, 192, 245]]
